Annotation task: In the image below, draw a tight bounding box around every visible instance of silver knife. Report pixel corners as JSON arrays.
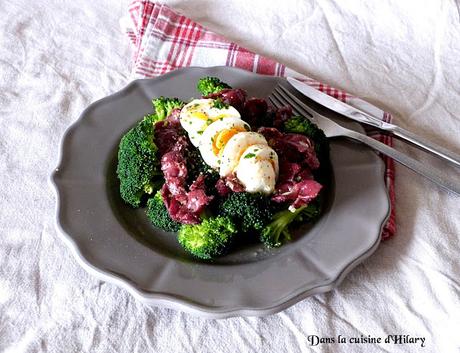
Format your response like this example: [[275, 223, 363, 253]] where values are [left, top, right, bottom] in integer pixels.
[[287, 77, 460, 167]]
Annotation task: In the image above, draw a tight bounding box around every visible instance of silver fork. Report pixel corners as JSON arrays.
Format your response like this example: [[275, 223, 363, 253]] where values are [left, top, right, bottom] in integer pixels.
[[268, 84, 460, 196]]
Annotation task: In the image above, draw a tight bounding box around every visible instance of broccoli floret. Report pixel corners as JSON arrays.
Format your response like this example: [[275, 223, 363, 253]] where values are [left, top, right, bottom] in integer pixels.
[[283, 115, 331, 183], [186, 147, 220, 189], [146, 191, 181, 232], [116, 96, 184, 207], [152, 96, 184, 122], [283, 115, 329, 160], [186, 147, 214, 180], [117, 115, 161, 207], [211, 98, 229, 109], [218, 192, 274, 233], [261, 203, 320, 248], [197, 76, 231, 96], [178, 216, 238, 259]]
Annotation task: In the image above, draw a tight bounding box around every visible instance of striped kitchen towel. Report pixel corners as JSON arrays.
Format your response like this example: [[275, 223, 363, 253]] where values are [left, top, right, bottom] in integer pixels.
[[120, 1, 396, 239]]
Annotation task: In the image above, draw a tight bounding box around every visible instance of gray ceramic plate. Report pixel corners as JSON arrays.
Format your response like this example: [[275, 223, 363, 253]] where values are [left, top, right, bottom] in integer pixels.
[[51, 66, 390, 318]]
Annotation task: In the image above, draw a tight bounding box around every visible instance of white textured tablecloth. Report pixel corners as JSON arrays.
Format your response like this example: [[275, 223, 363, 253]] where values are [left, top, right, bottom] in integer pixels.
[[1, 1, 459, 352]]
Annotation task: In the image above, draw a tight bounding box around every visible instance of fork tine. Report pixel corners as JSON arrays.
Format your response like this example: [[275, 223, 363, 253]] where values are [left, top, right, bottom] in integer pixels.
[[272, 89, 313, 120], [275, 85, 314, 118], [271, 89, 299, 113], [271, 85, 336, 137], [270, 89, 302, 115], [266, 95, 277, 107], [269, 88, 304, 116], [267, 94, 289, 111]]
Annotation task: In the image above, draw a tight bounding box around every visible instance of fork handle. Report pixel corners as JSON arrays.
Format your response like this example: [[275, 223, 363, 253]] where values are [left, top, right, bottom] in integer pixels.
[[347, 130, 460, 196], [390, 126, 460, 167]]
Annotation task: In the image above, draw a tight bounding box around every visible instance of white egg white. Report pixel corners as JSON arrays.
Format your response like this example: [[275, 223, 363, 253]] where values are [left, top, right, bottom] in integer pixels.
[[219, 132, 267, 177], [235, 144, 279, 194], [199, 118, 251, 169], [179, 98, 281, 195], [179, 98, 241, 147]]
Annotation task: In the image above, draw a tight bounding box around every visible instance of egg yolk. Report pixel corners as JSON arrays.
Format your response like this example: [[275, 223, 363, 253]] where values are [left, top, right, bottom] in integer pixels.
[[191, 111, 209, 121], [212, 129, 242, 155]]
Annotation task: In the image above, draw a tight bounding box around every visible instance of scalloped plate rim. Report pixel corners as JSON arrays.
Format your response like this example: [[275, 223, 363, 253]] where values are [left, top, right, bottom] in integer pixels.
[[49, 66, 391, 319]]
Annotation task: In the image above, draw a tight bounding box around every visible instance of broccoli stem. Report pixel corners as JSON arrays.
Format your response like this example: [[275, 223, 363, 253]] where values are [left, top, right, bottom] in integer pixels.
[[261, 206, 306, 247], [261, 202, 321, 248]]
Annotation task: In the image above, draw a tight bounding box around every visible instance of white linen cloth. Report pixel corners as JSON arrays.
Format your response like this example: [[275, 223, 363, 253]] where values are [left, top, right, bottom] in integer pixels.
[[0, 1, 459, 352]]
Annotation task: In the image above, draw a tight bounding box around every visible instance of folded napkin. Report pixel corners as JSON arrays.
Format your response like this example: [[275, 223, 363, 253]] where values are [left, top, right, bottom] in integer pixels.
[[120, 1, 396, 239]]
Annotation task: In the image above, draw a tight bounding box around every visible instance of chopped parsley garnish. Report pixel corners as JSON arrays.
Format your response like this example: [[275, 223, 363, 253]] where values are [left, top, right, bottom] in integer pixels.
[[244, 153, 256, 159], [212, 99, 229, 109]]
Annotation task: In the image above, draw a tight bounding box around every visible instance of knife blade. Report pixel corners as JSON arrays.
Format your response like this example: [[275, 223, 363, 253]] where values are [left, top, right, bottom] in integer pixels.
[[287, 77, 460, 167]]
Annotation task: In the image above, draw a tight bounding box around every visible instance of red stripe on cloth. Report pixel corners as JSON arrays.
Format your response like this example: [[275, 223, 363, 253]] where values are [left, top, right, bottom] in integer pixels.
[[185, 24, 203, 67], [279, 64, 286, 77], [380, 113, 396, 240], [163, 12, 186, 74], [225, 43, 237, 67], [179, 18, 200, 67], [140, 1, 154, 38], [172, 17, 193, 68], [136, 60, 179, 77], [148, 28, 232, 50], [233, 48, 256, 72], [256, 56, 278, 76]]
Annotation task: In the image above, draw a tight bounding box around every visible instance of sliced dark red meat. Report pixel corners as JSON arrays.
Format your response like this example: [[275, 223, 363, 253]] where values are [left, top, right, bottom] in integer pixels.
[[155, 113, 213, 224], [256, 128, 322, 209], [243, 98, 268, 127], [273, 105, 294, 128], [205, 88, 247, 113], [283, 134, 320, 170], [258, 127, 319, 170], [215, 174, 245, 197], [272, 179, 322, 209], [154, 115, 184, 156]]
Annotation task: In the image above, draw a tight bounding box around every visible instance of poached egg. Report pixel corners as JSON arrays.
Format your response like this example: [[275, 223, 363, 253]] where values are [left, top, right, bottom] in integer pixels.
[[235, 144, 279, 194], [199, 118, 250, 169], [178, 99, 279, 195], [179, 99, 241, 147]]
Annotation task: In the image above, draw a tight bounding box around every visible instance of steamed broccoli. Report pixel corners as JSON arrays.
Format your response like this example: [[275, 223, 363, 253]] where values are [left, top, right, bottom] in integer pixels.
[[197, 76, 231, 96], [218, 192, 274, 233], [283, 115, 331, 183], [117, 114, 161, 207], [151, 96, 184, 122], [117, 96, 184, 207], [185, 147, 220, 193], [283, 115, 329, 160], [146, 191, 181, 232], [186, 147, 216, 180], [260, 203, 320, 248], [211, 98, 229, 109], [178, 216, 237, 259]]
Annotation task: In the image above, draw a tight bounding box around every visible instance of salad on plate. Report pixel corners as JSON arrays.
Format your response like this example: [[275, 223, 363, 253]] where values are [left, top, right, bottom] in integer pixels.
[[117, 77, 330, 260]]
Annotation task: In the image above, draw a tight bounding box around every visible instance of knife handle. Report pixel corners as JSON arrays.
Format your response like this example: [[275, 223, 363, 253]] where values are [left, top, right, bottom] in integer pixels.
[[347, 130, 460, 196], [387, 126, 460, 167]]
